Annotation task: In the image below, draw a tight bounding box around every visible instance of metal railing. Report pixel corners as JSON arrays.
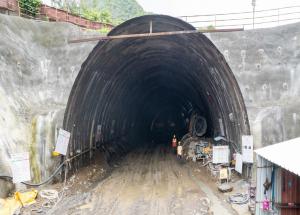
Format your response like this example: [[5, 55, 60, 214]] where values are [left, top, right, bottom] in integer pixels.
[[180, 5, 300, 30], [0, 0, 19, 14], [39, 5, 113, 30], [2, 0, 300, 31], [0, 0, 113, 30]]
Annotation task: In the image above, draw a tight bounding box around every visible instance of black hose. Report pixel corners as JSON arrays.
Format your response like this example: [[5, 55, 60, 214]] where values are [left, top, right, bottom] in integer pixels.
[[0, 162, 65, 186], [0, 148, 91, 187]]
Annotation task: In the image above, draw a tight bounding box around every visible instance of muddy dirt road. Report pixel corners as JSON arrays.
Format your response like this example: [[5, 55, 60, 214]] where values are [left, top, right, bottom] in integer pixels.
[[49, 145, 237, 215]]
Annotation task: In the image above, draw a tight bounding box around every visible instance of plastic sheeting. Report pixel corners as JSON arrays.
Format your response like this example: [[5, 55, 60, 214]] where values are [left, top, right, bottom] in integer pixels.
[[255, 137, 300, 177]]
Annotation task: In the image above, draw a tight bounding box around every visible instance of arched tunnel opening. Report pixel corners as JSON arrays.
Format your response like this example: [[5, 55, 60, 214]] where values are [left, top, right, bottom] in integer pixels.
[[64, 15, 250, 164]]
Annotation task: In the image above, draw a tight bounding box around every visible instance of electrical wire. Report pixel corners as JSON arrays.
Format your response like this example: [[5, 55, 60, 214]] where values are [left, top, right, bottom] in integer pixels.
[[0, 148, 91, 187]]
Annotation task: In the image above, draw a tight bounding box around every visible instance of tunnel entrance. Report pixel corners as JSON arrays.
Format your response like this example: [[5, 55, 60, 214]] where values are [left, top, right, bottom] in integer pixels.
[[64, 15, 250, 161]]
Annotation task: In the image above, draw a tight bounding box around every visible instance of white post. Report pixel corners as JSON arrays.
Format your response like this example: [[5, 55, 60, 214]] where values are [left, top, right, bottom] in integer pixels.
[[252, 0, 256, 29], [277, 8, 280, 26]]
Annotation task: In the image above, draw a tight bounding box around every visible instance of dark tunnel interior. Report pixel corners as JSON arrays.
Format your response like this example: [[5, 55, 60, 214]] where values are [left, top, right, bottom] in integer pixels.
[[63, 15, 250, 161]]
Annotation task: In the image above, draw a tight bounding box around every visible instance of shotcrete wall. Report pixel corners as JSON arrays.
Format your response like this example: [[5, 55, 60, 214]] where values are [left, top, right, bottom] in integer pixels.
[[0, 14, 97, 196], [208, 24, 300, 148], [0, 13, 300, 196]]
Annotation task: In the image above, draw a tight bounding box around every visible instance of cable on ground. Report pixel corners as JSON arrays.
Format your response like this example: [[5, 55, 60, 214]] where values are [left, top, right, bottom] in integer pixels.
[[228, 193, 249, 204]]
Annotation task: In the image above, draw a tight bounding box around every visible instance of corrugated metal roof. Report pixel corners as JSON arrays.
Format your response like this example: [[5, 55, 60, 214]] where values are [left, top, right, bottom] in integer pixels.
[[255, 137, 300, 177]]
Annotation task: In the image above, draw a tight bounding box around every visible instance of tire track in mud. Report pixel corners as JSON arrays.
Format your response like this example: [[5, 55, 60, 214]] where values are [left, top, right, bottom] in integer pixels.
[[74, 145, 236, 215]]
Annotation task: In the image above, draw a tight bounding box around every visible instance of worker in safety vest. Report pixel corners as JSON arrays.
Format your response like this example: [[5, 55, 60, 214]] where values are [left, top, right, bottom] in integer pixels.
[[177, 141, 183, 159], [172, 134, 177, 154]]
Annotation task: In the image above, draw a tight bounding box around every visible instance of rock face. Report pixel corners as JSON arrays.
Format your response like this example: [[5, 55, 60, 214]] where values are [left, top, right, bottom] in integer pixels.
[[0, 14, 97, 196], [1, 14, 300, 197]]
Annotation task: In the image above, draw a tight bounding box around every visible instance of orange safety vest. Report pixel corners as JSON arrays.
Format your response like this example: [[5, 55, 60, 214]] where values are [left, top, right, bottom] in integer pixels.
[[172, 138, 177, 148]]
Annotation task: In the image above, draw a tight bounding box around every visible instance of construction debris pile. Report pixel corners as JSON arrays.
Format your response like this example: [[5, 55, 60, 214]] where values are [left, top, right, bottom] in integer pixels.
[[175, 113, 255, 214]]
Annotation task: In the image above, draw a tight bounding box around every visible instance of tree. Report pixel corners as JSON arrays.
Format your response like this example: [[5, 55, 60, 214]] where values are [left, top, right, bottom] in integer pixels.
[[19, 0, 41, 17], [81, 7, 112, 23], [99, 10, 112, 23]]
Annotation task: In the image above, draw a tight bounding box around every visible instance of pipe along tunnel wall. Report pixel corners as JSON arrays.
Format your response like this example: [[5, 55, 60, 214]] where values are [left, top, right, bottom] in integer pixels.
[[63, 15, 250, 161]]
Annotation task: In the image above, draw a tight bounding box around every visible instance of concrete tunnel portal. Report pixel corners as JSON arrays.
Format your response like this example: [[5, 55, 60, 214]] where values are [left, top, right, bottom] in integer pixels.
[[63, 15, 250, 162]]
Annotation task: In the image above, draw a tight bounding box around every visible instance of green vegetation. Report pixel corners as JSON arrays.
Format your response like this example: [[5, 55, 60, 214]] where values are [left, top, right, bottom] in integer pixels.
[[198, 25, 216, 31], [50, 0, 145, 25], [97, 26, 111, 34], [19, 0, 41, 17], [82, 8, 112, 23], [206, 25, 216, 30], [96, 0, 145, 24]]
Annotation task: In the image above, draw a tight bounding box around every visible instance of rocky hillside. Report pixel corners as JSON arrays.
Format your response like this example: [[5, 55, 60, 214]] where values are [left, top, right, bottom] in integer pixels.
[[97, 0, 145, 23]]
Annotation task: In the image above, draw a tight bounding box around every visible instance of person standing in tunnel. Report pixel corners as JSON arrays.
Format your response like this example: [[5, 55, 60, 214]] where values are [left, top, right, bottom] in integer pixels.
[[177, 141, 183, 159], [172, 134, 177, 154]]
